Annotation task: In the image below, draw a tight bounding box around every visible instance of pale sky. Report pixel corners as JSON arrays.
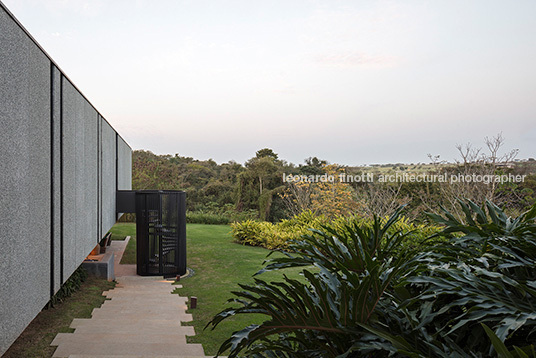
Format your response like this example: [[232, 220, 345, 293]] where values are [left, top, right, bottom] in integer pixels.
[[3, 0, 535, 165]]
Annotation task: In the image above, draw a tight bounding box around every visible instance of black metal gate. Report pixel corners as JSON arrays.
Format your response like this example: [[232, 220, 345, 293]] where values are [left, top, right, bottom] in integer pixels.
[[134, 191, 186, 277]]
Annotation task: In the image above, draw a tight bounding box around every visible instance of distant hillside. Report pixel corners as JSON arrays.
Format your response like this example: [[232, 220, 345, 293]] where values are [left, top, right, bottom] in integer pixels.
[[132, 148, 536, 222]]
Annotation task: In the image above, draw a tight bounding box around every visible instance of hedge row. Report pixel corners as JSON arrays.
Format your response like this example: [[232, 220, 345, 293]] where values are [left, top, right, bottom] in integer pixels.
[[231, 210, 442, 251]]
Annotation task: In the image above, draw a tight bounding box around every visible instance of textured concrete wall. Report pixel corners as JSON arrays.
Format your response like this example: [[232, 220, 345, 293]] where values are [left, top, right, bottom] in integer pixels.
[[118, 135, 132, 191], [101, 119, 117, 237], [0, 6, 52, 354], [0, 3, 132, 355], [62, 79, 99, 281], [52, 65, 62, 294]]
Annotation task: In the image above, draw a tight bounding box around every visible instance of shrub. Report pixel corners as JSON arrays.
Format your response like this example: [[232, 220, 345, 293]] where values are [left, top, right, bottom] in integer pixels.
[[187, 211, 230, 225], [229, 220, 263, 246], [277, 209, 327, 230], [231, 211, 324, 249], [187, 205, 258, 225], [231, 220, 296, 250], [395, 200, 536, 355], [231, 209, 442, 252]]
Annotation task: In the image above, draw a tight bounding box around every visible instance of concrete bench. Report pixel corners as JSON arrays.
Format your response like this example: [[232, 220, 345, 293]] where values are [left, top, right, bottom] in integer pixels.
[[82, 251, 115, 281]]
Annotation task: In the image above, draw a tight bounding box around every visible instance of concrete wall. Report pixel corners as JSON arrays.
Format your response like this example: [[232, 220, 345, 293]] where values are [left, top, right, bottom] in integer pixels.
[[52, 65, 62, 294], [0, 2, 132, 355], [101, 119, 117, 237], [118, 135, 133, 191], [62, 79, 100, 280], [0, 6, 52, 352]]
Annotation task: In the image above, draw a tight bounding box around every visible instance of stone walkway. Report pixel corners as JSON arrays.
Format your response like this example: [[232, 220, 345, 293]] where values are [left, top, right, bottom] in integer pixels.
[[51, 238, 206, 358]]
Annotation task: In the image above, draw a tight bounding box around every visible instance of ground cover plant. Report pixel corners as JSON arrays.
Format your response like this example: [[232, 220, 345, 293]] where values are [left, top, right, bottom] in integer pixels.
[[209, 201, 536, 357], [47, 266, 88, 307], [4, 273, 115, 358]]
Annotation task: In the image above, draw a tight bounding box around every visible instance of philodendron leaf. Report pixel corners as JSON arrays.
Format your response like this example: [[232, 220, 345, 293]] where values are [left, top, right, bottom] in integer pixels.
[[481, 323, 513, 358], [357, 323, 416, 354], [217, 324, 260, 357]]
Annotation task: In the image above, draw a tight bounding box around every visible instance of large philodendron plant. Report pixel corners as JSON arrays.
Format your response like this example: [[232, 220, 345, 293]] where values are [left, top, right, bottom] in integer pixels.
[[369, 200, 536, 357], [207, 206, 424, 357], [208, 200, 536, 357]]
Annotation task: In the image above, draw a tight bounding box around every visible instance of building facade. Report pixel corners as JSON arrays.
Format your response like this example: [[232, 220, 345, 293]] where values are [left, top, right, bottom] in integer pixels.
[[0, 2, 132, 354]]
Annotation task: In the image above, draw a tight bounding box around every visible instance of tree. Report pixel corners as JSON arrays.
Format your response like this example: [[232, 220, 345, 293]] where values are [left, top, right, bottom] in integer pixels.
[[357, 181, 411, 218], [255, 148, 278, 160], [299, 156, 327, 176], [422, 133, 519, 220], [281, 163, 362, 219], [236, 150, 286, 220], [246, 156, 279, 195], [132, 150, 242, 211]]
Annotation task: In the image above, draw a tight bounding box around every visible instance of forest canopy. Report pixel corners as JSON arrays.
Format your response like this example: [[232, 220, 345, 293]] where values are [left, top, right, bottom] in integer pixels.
[[132, 137, 536, 223]]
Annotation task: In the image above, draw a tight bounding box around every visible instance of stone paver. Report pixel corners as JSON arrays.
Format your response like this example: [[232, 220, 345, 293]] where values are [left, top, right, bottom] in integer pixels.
[[51, 237, 206, 358]]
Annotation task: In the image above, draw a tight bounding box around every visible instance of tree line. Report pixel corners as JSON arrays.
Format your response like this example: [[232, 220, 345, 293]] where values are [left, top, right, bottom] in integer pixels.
[[132, 135, 536, 223]]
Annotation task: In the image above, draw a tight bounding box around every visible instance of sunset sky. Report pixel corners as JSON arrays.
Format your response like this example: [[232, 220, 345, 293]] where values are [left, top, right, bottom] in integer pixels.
[[3, 0, 535, 165]]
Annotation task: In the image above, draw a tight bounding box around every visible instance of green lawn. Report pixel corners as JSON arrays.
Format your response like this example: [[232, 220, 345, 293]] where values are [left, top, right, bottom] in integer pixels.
[[108, 222, 136, 264], [106, 222, 304, 355], [177, 224, 304, 356], [108, 222, 135, 240]]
